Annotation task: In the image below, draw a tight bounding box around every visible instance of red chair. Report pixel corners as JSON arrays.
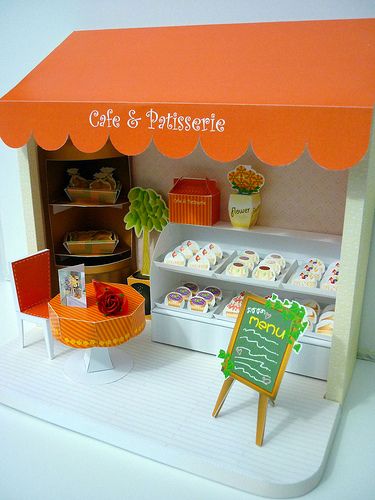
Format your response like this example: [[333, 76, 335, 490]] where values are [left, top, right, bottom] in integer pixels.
[[10, 249, 54, 359]]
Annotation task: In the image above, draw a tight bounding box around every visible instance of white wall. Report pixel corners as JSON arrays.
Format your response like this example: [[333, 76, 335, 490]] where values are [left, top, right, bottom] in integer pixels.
[[1, 0, 375, 357]]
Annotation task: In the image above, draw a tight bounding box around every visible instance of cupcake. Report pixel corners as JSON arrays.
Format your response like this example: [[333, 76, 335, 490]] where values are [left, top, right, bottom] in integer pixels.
[[188, 296, 208, 313], [197, 290, 216, 309], [226, 262, 249, 278], [252, 265, 276, 281], [321, 276, 338, 291], [164, 251, 186, 267], [306, 258, 325, 274], [233, 255, 254, 270], [174, 286, 192, 302], [183, 282, 200, 296], [240, 250, 259, 266], [223, 299, 242, 318], [259, 258, 281, 276], [264, 253, 286, 269], [204, 286, 223, 302], [164, 292, 184, 308]]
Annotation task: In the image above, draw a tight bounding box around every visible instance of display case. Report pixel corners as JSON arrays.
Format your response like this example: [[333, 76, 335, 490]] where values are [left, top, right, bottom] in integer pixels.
[[151, 222, 340, 380], [37, 141, 136, 292]]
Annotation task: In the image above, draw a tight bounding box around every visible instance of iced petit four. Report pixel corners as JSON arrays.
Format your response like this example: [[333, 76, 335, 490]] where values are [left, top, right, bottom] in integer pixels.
[[240, 250, 259, 265], [197, 248, 217, 267], [164, 292, 184, 308], [226, 262, 249, 277], [252, 265, 276, 281], [203, 243, 223, 259], [233, 255, 254, 270], [264, 253, 286, 269], [164, 251, 186, 266], [187, 254, 210, 271], [197, 290, 216, 308], [291, 272, 317, 288], [183, 282, 200, 296], [174, 286, 192, 302], [181, 240, 200, 255], [174, 244, 193, 260], [204, 286, 222, 302], [188, 296, 208, 313]]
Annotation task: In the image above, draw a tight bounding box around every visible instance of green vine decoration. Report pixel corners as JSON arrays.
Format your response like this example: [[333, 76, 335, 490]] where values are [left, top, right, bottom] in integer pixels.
[[218, 349, 235, 378]]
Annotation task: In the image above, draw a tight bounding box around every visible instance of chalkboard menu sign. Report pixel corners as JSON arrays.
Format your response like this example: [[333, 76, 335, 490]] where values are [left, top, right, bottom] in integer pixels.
[[213, 292, 307, 446], [227, 294, 297, 399]]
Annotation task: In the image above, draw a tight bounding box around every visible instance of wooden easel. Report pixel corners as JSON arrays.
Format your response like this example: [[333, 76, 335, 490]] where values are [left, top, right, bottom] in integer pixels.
[[212, 377, 272, 447]]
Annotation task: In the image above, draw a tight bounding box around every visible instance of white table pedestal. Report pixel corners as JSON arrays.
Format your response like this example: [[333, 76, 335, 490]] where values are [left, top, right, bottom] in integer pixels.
[[64, 347, 133, 386]]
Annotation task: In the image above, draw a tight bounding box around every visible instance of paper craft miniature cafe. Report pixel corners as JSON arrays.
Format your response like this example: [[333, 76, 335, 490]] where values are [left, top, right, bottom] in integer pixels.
[[1, 19, 374, 498]]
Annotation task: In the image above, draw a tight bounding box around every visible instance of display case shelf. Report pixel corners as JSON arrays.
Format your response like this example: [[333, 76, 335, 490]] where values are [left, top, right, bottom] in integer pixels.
[[150, 222, 340, 380]]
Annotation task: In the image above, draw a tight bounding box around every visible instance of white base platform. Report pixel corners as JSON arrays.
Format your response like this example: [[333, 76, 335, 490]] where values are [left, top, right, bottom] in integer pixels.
[[0, 323, 341, 498]]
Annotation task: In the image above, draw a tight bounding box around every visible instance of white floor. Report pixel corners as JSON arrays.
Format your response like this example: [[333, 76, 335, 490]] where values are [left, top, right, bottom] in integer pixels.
[[0, 283, 342, 498]]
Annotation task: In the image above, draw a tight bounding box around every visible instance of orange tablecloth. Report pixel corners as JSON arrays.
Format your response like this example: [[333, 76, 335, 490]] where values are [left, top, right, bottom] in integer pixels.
[[48, 283, 145, 349]]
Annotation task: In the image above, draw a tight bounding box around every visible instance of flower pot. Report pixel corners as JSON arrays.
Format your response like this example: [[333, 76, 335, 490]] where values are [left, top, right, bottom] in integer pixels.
[[228, 193, 261, 228], [127, 271, 151, 318]]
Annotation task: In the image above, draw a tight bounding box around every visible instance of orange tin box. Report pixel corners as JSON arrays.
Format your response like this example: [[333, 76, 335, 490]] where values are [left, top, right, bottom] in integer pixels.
[[168, 177, 220, 226]]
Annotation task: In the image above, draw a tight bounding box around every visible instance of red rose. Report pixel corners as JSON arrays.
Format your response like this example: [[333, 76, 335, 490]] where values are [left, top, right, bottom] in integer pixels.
[[93, 280, 129, 316]]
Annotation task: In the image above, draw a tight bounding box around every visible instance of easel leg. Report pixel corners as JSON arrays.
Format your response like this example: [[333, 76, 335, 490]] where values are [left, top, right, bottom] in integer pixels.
[[256, 393, 268, 446], [212, 377, 234, 417]]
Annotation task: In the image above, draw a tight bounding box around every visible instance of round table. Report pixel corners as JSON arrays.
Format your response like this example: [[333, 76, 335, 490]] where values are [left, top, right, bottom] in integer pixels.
[[48, 282, 145, 385]]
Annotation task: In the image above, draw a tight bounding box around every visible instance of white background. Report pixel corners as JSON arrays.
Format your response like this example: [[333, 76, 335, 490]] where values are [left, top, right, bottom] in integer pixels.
[[0, 2, 375, 499]]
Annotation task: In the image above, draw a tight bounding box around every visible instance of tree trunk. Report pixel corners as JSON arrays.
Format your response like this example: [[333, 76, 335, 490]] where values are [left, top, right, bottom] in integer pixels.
[[141, 228, 150, 276]]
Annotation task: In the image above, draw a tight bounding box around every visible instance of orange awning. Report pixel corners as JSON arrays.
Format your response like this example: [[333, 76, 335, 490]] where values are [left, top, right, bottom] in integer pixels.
[[1, 18, 375, 169]]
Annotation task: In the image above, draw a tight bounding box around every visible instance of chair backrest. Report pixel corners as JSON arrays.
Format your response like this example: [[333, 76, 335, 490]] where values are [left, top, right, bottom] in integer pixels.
[[10, 249, 51, 312]]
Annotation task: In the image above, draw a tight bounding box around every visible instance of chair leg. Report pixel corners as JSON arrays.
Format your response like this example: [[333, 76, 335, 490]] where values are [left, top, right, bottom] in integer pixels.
[[43, 320, 54, 360], [17, 315, 25, 348]]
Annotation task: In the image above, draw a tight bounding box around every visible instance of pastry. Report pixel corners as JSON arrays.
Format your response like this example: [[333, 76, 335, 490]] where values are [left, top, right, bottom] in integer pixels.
[[67, 168, 89, 189], [321, 304, 335, 315], [174, 244, 193, 260], [181, 240, 200, 255], [188, 296, 208, 313], [99, 167, 117, 190], [93, 230, 114, 241], [304, 306, 317, 325], [240, 250, 259, 265], [226, 262, 249, 277], [316, 319, 334, 335], [183, 282, 200, 296], [320, 311, 335, 322], [203, 243, 223, 259], [264, 253, 286, 269], [233, 255, 254, 270], [223, 300, 242, 318], [164, 250, 186, 266], [306, 258, 325, 274], [259, 258, 281, 276], [291, 272, 317, 288], [252, 265, 276, 281], [197, 248, 216, 266], [204, 286, 222, 302], [164, 292, 184, 308], [321, 276, 338, 291], [197, 290, 216, 308], [187, 254, 210, 271], [89, 172, 112, 191], [301, 299, 321, 316], [174, 286, 192, 302]]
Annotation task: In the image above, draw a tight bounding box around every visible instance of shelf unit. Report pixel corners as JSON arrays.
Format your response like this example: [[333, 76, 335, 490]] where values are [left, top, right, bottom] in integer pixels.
[[37, 141, 137, 293], [150, 222, 341, 380]]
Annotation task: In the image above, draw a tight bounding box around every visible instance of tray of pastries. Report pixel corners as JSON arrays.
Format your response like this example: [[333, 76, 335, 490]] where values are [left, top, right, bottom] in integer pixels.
[[63, 230, 119, 255]]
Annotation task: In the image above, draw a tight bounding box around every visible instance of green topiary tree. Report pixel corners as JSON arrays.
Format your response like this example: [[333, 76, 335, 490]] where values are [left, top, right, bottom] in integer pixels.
[[124, 187, 169, 276]]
